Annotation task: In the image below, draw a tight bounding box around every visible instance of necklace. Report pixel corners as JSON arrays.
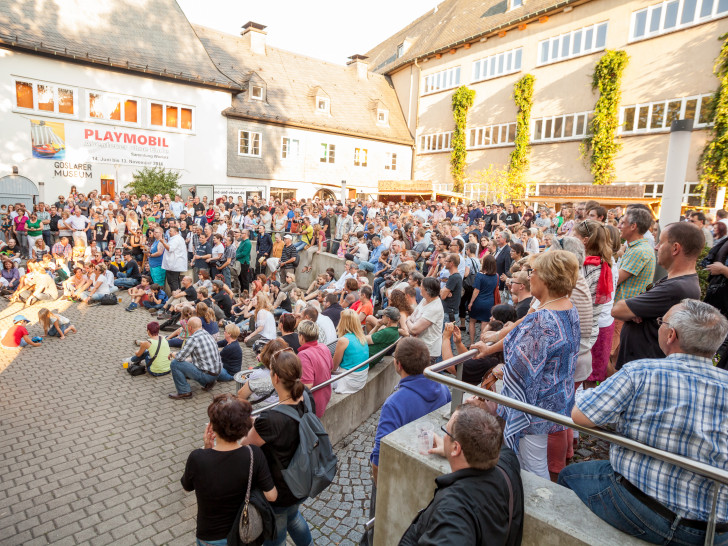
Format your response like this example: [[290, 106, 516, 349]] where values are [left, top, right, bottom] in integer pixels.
[[538, 295, 567, 309]]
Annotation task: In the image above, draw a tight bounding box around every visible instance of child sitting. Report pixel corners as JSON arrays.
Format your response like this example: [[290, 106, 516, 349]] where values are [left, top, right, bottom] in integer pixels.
[[126, 275, 152, 311], [1, 315, 41, 348], [142, 284, 168, 313], [38, 308, 77, 339], [164, 306, 194, 348]]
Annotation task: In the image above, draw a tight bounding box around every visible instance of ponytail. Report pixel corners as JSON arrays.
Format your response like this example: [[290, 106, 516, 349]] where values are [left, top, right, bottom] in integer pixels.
[[270, 350, 304, 399]]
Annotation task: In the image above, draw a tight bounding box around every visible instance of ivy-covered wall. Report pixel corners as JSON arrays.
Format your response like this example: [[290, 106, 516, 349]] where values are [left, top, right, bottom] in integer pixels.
[[451, 86, 475, 194], [700, 32, 728, 189], [508, 74, 535, 199]]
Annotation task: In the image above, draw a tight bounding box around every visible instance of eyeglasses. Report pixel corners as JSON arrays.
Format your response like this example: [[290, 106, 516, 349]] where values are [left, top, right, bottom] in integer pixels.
[[656, 317, 672, 328], [525, 268, 534, 277], [440, 425, 456, 442]]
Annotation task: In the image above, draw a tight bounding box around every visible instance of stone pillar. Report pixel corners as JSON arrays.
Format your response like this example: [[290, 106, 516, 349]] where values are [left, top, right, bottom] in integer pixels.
[[659, 119, 693, 229]]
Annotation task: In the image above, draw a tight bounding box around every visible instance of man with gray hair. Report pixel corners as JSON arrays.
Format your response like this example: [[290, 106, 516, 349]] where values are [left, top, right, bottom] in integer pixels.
[[560, 299, 728, 544]]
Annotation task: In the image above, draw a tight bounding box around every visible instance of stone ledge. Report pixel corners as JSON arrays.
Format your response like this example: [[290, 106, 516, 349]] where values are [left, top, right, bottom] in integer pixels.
[[375, 406, 645, 546]]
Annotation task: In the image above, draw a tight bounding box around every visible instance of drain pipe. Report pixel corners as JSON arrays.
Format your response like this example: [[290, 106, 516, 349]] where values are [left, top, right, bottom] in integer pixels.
[[409, 57, 422, 186]]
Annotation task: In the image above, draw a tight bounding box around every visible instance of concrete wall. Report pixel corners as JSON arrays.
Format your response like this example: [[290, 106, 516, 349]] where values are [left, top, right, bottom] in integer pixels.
[[374, 406, 645, 546]]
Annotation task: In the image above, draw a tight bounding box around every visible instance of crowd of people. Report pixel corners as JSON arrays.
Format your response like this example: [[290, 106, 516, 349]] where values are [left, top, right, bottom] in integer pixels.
[[2, 187, 728, 545]]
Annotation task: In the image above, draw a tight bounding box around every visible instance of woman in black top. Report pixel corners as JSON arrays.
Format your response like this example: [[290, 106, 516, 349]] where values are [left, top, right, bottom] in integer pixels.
[[181, 394, 277, 545], [279, 314, 300, 352], [243, 349, 315, 546]]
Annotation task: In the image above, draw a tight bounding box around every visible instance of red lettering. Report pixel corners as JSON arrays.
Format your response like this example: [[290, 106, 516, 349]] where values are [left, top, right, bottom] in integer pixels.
[[148, 136, 157, 146], [94, 130, 102, 140], [123, 134, 136, 144], [113, 132, 122, 142], [162, 138, 168, 148], [103, 131, 113, 141], [84, 129, 93, 139], [138, 135, 147, 145]]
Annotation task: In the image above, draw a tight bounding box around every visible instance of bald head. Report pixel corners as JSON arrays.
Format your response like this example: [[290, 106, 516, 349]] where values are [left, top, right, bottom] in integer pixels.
[[187, 317, 202, 333]]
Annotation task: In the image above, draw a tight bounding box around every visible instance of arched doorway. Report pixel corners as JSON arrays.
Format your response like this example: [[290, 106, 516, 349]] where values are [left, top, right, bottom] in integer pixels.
[[314, 188, 336, 201], [0, 174, 39, 208]]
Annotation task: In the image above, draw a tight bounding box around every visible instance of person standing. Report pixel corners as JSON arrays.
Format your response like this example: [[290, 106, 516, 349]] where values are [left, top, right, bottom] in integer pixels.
[[160, 226, 187, 293], [279, 235, 298, 278], [147, 227, 166, 288], [236, 229, 252, 293], [493, 232, 513, 302], [440, 253, 463, 324], [406, 277, 445, 363]]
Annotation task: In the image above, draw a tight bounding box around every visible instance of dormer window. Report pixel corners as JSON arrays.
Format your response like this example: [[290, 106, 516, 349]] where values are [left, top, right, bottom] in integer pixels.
[[316, 96, 330, 113], [397, 43, 405, 58], [377, 109, 389, 125], [509, 0, 523, 8], [251, 85, 264, 101]]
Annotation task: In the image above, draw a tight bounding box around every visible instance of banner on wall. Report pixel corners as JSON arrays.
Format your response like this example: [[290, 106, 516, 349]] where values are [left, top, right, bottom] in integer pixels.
[[30, 119, 184, 169]]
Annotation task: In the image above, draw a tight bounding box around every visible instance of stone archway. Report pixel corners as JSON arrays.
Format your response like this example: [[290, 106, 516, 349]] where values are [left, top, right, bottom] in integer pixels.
[[314, 188, 336, 201], [0, 174, 39, 208]]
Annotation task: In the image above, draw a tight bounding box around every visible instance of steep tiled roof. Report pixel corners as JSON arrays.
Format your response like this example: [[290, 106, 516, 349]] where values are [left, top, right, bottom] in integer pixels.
[[365, 0, 578, 74], [193, 25, 414, 145], [0, 0, 241, 90]]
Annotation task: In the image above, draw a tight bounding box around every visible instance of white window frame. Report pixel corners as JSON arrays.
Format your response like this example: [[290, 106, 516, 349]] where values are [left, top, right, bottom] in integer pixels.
[[238, 130, 262, 157], [148, 100, 195, 132], [86, 90, 141, 126], [354, 148, 368, 167], [531, 112, 594, 142], [467, 122, 518, 149], [12, 77, 79, 119], [630, 0, 728, 42], [537, 22, 609, 66], [472, 47, 523, 83], [619, 94, 713, 134], [281, 137, 300, 160], [250, 84, 264, 101], [509, 0, 524, 9], [316, 96, 330, 114], [397, 43, 405, 58], [320, 143, 336, 163], [423, 67, 462, 95], [385, 151, 398, 170], [419, 131, 454, 153], [377, 109, 389, 125]]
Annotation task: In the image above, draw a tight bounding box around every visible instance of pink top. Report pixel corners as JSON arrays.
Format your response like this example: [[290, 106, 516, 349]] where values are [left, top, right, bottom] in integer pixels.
[[297, 340, 333, 417]]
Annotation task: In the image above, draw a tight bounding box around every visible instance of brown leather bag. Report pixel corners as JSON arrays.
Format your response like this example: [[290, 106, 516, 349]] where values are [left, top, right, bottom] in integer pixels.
[[465, 369, 499, 417]]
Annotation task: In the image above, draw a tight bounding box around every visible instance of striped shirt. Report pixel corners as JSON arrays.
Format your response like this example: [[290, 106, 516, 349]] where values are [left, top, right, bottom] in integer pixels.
[[175, 329, 222, 375], [615, 237, 655, 302], [577, 353, 728, 521]]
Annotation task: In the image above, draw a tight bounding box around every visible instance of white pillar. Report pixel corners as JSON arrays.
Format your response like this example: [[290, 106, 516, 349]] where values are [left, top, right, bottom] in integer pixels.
[[659, 119, 693, 229], [715, 186, 726, 211], [340, 180, 347, 202]]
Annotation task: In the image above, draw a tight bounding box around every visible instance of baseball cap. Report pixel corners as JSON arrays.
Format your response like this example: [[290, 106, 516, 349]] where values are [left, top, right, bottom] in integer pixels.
[[270, 280, 281, 288], [13, 315, 29, 324], [383, 307, 401, 321], [284, 234, 292, 240]]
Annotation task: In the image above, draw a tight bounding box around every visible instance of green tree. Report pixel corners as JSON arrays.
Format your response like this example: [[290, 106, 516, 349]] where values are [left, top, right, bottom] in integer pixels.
[[699, 33, 728, 189], [451, 86, 476, 194], [465, 165, 511, 204], [126, 167, 182, 196], [508, 74, 535, 199]]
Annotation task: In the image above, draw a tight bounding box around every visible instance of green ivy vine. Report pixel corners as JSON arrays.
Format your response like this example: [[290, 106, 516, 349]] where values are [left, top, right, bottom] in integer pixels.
[[508, 74, 535, 199], [699, 33, 728, 189], [582, 50, 629, 185], [451, 86, 476, 194]]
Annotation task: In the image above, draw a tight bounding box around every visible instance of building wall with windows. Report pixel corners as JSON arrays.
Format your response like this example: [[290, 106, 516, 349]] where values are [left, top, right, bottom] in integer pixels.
[[367, 0, 728, 204], [225, 118, 412, 199]]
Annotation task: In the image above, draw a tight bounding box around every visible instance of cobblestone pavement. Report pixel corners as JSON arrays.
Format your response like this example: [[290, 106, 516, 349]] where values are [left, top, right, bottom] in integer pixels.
[[0, 294, 382, 545]]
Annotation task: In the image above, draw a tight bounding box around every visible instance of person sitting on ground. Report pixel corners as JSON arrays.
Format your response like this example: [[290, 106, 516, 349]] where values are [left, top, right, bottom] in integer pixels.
[[289, 287, 306, 316], [196, 302, 219, 337], [399, 405, 524, 545], [62, 266, 88, 301], [559, 299, 728, 545], [181, 394, 277, 546], [142, 283, 167, 313], [126, 275, 152, 311], [0, 259, 20, 295], [237, 338, 285, 406], [168, 317, 222, 399], [165, 306, 195, 348], [279, 313, 301, 352], [363, 337, 452, 546], [16, 261, 59, 306], [37, 308, 76, 339], [114, 251, 141, 289], [365, 306, 402, 366], [1, 315, 41, 348], [216, 323, 243, 382], [159, 275, 197, 318], [296, 320, 333, 417], [129, 321, 171, 376], [332, 308, 370, 394], [244, 291, 276, 349]]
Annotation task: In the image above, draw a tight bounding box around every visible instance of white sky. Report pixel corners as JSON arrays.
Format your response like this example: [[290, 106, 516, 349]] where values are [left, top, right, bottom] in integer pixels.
[[177, 0, 441, 65]]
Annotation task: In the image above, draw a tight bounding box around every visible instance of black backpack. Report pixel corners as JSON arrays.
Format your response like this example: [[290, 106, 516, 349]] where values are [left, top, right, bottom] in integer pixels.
[[463, 257, 477, 290]]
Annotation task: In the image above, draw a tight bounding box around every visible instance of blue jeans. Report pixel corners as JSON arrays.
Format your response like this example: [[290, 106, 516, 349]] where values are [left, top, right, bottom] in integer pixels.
[[222, 267, 231, 288], [293, 241, 307, 251], [264, 503, 312, 546], [355, 259, 375, 272], [131, 350, 170, 377], [170, 359, 217, 394], [115, 277, 138, 288], [196, 539, 227, 546], [142, 301, 164, 310], [217, 368, 235, 382], [558, 460, 728, 545], [372, 276, 387, 302], [168, 337, 184, 348]]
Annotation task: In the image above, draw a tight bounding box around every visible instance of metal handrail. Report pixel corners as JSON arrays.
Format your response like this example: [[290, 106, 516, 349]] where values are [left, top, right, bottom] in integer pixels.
[[423, 351, 728, 545], [251, 338, 400, 416]]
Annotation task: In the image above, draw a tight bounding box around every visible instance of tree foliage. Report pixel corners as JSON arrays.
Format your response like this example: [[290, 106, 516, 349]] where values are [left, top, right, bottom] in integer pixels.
[[466, 165, 511, 204], [582, 50, 629, 185], [127, 167, 182, 197], [699, 33, 728, 189], [508, 74, 535, 199], [451, 86, 476, 194]]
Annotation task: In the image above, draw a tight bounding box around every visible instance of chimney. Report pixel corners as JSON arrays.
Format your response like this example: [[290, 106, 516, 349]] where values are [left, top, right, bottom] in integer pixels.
[[241, 21, 267, 55], [347, 54, 369, 81]]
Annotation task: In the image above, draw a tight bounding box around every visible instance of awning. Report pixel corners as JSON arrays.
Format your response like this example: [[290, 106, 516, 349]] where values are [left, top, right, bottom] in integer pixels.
[[526, 195, 661, 206], [433, 190, 466, 200]]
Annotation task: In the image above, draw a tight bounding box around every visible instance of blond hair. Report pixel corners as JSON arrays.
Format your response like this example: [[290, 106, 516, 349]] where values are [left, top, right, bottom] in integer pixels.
[[225, 323, 240, 338], [529, 250, 579, 297], [336, 308, 366, 345], [255, 291, 273, 318]]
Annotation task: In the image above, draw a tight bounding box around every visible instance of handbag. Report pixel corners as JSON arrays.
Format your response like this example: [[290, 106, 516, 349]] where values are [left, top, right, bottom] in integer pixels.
[[127, 336, 162, 377], [238, 445, 264, 543]]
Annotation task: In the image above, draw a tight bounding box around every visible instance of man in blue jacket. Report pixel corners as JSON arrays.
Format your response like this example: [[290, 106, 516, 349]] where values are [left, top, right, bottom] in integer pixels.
[[361, 337, 451, 545]]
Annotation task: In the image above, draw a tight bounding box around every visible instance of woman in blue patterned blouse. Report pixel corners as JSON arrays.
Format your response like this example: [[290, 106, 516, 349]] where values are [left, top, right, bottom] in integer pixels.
[[489, 250, 581, 480]]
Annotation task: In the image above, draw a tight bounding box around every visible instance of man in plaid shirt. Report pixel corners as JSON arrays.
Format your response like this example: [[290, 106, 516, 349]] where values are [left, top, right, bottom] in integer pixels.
[[559, 299, 728, 544], [168, 317, 222, 399]]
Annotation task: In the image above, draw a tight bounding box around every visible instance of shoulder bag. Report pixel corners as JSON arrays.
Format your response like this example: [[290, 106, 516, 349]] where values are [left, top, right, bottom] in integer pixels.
[[238, 445, 264, 543], [127, 337, 162, 376]]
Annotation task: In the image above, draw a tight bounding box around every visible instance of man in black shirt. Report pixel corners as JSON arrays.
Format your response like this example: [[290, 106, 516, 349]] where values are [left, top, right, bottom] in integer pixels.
[[322, 293, 343, 328], [114, 251, 142, 289], [211, 280, 233, 318], [503, 203, 521, 227], [400, 405, 524, 545], [192, 233, 212, 278], [509, 271, 533, 319], [441, 253, 463, 323]]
